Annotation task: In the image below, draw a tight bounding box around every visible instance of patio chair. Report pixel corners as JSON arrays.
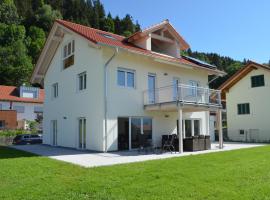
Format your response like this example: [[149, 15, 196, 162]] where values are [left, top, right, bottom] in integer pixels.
[[138, 134, 150, 153], [162, 134, 177, 153]]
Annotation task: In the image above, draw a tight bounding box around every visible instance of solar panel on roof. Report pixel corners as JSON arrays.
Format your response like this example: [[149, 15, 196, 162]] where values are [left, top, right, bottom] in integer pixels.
[[183, 56, 217, 69]]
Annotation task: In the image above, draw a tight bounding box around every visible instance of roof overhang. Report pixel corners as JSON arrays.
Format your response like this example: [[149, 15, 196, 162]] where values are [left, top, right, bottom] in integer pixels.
[[219, 61, 270, 99], [126, 20, 190, 50], [30, 21, 99, 85], [98, 42, 225, 76]]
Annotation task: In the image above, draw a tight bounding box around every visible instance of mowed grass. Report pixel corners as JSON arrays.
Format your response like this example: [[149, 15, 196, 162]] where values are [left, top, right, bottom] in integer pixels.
[[1, 146, 270, 200]]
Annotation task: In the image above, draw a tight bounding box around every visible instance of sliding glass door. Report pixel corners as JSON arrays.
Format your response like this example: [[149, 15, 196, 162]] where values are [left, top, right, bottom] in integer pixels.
[[51, 120, 57, 146], [118, 117, 153, 150], [78, 118, 86, 149]]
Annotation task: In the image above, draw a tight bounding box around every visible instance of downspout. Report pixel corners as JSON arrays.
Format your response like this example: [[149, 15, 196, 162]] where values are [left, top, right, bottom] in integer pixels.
[[104, 47, 118, 152]]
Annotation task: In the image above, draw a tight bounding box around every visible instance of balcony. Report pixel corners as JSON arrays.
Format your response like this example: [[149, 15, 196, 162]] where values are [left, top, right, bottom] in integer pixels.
[[143, 84, 222, 111]]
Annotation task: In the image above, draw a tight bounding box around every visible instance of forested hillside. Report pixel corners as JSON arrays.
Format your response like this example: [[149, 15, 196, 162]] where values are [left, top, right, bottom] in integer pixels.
[[0, 0, 245, 89]]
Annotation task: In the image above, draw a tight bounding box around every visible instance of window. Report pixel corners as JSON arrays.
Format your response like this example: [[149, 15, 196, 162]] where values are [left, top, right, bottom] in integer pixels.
[[78, 72, 87, 91], [189, 80, 199, 96], [34, 107, 43, 113], [63, 40, 75, 69], [52, 83, 58, 98], [237, 103, 250, 115], [251, 75, 264, 87], [13, 106, 25, 113], [239, 130, 245, 135], [0, 104, 2, 110], [0, 120, 5, 129], [194, 120, 200, 136], [117, 68, 135, 88]]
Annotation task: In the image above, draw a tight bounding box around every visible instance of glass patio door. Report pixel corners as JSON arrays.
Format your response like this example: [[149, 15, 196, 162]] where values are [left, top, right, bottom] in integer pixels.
[[51, 120, 57, 146], [131, 118, 141, 149], [129, 117, 153, 150], [148, 74, 156, 104], [78, 118, 86, 149]]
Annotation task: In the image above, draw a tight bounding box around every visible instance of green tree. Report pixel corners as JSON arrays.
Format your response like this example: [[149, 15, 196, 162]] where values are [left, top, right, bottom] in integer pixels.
[[121, 14, 135, 34], [0, 24, 32, 86], [26, 26, 46, 63], [113, 15, 122, 35], [35, 4, 62, 32], [0, 0, 20, 24], [103, 13, 115, 33]]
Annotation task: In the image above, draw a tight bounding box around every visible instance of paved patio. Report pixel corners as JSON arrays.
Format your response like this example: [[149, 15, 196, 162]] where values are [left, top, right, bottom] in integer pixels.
[[12, 142, 265, 168]]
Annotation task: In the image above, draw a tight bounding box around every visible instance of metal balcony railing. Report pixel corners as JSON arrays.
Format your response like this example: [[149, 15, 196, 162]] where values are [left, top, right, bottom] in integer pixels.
[[143, 84, 221, 107]]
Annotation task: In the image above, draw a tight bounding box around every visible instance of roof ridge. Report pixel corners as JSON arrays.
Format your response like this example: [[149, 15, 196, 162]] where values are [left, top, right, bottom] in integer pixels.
[[56, 19, 126, 39]]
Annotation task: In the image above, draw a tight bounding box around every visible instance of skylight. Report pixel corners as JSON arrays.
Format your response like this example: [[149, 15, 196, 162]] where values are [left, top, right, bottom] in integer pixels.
[[98, 33, 116, 40]]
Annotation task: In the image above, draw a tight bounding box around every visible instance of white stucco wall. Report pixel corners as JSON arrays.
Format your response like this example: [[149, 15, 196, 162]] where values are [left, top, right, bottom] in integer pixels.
[[43, 33, 105, 151], [226, 67, 270, 142], [103, 48, 210, 151], [43, 32, 211, 152]]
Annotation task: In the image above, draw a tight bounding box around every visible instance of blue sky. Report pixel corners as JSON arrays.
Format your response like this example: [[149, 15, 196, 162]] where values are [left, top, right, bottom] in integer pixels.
[[102, 0, 270, 63]]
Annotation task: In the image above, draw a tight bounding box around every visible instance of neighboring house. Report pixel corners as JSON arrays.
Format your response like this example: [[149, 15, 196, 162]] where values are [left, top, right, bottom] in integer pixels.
[[31, 19, 225, 152], [0, 85, 44, 130], [219, 61, 270, 142]]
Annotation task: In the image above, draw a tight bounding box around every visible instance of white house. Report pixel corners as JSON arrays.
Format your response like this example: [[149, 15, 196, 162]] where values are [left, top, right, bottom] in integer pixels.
[[220, 61, 270, 143], [31, 19, 225, 152], [0, 85, 44, 129]]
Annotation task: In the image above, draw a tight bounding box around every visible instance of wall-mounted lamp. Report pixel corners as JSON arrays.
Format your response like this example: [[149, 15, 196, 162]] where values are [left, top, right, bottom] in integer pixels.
[[165, 114, 169, 118], [63, 116, 67, 119], [164, 73, 168, 76]]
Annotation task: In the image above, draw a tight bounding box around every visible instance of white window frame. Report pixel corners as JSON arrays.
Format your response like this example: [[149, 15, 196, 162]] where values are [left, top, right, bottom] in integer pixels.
[[183, 118, 202, 138], [52, 83, 58, 99], [77, 72, 87, 91], [117, 68, 136, 89], [62, 39, 75, 69]]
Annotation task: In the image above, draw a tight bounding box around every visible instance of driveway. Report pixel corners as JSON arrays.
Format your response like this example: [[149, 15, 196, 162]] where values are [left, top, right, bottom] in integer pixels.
[[12, 143, 265, 168]]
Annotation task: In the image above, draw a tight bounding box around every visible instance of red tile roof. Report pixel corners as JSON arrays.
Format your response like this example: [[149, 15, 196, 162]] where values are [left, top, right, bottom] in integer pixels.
[[55, 19, 215, 70], [0, 86, 44, 104]]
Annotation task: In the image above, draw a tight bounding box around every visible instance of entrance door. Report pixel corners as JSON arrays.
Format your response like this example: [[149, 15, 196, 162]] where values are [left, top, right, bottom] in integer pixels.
[[118, 117, 129, 150], [78, 118, 86, 149], [51, 120, 57, 146], [148, 74, 156, 103]]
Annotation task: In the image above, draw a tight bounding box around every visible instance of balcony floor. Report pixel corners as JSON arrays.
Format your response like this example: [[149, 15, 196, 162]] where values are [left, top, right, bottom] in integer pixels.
[[144, 101, 222, 112]]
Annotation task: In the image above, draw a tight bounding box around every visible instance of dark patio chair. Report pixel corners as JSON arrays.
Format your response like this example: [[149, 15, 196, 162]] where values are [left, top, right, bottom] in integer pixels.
[[138, 134, 153, 153], [162, 134, 177, 153]]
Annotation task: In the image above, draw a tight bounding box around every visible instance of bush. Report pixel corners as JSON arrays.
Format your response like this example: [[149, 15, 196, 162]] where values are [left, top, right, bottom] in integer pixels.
[[0, 130, 29, 137]]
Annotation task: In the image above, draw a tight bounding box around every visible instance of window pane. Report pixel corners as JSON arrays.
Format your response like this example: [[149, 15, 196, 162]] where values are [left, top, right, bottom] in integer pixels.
[[84, 74, 87, 89], [251, 75, 264, 87], [117, 70, 125, 86], [72, 40, 75, 53], [185, 120, 192, 137], [143, 118, 152, 140], [194, 120, 200, 136], [79, 76, 83, 90], [68, 42, 71, 55], [127, 72, 134, 88], [64, 45, 67, 57]]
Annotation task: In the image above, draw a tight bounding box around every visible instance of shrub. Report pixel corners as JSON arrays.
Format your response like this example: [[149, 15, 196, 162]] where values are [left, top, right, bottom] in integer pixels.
[[0, 130, 29, 137]]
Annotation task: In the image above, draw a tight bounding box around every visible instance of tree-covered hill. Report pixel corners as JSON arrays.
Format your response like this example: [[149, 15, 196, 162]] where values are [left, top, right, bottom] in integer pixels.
[[0, 0, 246, 89]]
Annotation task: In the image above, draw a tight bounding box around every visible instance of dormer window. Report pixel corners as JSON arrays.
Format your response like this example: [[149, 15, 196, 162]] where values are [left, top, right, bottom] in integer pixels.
[[63, 40, 75, 69]]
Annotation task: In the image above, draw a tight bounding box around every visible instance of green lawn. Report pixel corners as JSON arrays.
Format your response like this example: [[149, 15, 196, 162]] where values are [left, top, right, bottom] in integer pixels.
[[1, 146, 270, 200]]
